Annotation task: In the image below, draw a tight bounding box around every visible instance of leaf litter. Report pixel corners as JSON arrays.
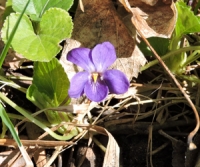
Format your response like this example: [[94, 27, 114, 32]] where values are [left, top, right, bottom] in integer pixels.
[[2, 0, 200, 166], [60, 0, 197, 166], [61, 0, 145, 80]]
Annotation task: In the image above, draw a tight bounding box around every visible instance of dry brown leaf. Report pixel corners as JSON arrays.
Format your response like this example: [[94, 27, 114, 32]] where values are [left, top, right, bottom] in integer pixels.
[[0, 40, 27, 70], [141, 0, 158, 6], [60, 0, 147, 81], [75, 145, 101, 167], [33, 149, 47, 167], [110, 45, 146, 79], [103, 129, 120, 167], [60, 38, 82, 80], [71, 0, 143, 80], [91, 126, 120, 167], [0, 150, 23, 166], [0, 149, 33, 167], [119, 0, 177, 38], [5, 50, 27, 70], [72, 0, 135, 57]]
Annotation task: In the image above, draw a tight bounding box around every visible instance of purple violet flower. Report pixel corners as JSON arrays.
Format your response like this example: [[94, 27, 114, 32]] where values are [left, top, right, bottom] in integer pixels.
[[67, 42, 129, 102]]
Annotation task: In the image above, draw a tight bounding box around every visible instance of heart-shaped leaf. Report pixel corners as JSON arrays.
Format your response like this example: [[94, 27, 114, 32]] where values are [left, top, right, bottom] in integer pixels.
[[175, 1, 200, 39], [2, 8, 73, 61], [139, 37, 170, 56], [27, 58, 75, 135], [12, 0, 73, 21], [27, 57, 70, 106]]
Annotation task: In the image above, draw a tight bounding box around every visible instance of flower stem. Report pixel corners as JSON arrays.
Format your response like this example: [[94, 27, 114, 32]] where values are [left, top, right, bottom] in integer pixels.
[[140, 46, 200, 71]]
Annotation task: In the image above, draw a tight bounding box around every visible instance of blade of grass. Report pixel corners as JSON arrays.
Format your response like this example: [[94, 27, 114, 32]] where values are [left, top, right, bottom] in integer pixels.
[[0, 0, 31, 68], [0, 103, 21, 145], [0, 92, 76, 140], [0, 103, 34, 166], [137, 28, 199, 150]]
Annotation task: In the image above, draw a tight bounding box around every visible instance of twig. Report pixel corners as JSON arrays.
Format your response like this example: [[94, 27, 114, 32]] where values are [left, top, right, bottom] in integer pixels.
[[136, 28, 199, 150], [159, 130, 179, 143], [150, 142, 170, 155], [0, 139, 73, 148]]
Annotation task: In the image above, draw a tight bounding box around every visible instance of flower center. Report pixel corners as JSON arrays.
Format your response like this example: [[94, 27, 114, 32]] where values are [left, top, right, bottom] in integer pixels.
[[92, 72, 100, 83]]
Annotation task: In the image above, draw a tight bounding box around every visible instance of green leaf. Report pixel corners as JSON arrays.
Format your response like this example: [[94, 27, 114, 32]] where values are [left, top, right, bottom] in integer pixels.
[[1, 8, 73, 61], [138, 37, 169, 56], [165, 1, 200, 74], [27, 57, 70, 106], [0, 104, 22, 146], [26, 58, 78, 137], [175, 1, 200, 39], [0, 0, 31, 68], [27, 84, 69, 127], [166, 53, 187, 74], [12, 0, 73, 21], [26, 84, 53, 109]]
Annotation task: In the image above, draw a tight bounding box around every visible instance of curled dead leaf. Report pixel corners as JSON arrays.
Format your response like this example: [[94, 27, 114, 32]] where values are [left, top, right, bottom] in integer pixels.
[[119, 0, 177, 38], [60, 39, 82, 80], [90, 125, 120, 167]]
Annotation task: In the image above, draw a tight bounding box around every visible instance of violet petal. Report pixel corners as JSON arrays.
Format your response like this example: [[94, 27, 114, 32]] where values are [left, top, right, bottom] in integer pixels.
[[68, 71, 89, 98], [84, 80, 109, 102], [104, 69, 129, 94], [67, 48, 95, 72], [91, 42, 116, 72]]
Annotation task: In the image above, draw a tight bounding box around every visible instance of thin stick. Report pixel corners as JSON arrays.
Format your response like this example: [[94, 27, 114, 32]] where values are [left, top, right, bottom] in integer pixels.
[[136, 28, 199, 150]]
